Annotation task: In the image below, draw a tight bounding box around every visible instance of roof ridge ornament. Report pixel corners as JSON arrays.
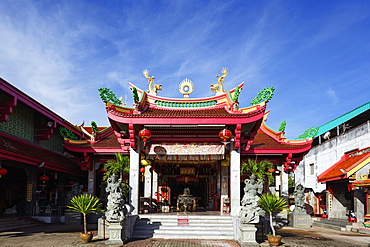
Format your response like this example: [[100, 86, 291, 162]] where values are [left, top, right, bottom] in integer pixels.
[[211, 67, 228, 94], [250, 87, 275, 105], [179, 78, 194, 98], [143, 69, 162, 95]]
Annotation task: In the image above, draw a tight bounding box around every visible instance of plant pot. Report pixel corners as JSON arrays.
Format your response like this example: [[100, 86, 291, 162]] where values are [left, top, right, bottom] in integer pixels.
[[267, 235, 282, 246], [80, 232, 94, 243]]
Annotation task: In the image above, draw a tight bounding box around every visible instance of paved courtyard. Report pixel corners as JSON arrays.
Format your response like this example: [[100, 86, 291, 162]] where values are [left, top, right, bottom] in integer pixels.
[[1, 223, 370, 246]]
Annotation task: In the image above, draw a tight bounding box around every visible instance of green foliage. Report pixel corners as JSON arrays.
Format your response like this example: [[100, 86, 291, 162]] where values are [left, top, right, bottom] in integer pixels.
[[91, 121, 98, 132], [259, 193, 288, 213], [103, 153, 130, 181], [241, 159, 275, 185], [278, 121, 286, 132], [67, 194, 103, 234], [104, 153, 130, 197], [132, 87, 140, 103], [297, 127, 319, 139], [67, 194, 103, 215], [250, 87, 275, 105], [258, 193, 288, 236], [232, 86, 241, 102], [98, 87, 122, 105], [288, 175, 295, 188], [59, 127, 78, 140]]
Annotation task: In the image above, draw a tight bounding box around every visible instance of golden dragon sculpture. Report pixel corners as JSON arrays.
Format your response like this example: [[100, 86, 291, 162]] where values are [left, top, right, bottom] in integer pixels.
[[143, 69, 162, 94]]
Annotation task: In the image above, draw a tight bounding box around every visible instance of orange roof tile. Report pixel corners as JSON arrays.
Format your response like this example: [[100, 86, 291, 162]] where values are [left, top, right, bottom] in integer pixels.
[[249, 129, 312, 151], [64, 131, 122, 152], [318, 150, 370, 182], [350, 179, 370, 187]]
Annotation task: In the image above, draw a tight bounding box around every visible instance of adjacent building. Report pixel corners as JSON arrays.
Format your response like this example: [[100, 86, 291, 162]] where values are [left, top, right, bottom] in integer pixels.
[[295, 101, 370, 222]]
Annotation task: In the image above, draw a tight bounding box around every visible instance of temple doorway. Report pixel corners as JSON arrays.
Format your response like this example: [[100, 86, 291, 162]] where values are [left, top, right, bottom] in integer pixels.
[[168, 177, 208, 209], [156, 162, 219, 212]]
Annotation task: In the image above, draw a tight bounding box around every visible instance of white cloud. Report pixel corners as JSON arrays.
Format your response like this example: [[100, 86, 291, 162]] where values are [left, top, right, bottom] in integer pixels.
[[0, 0, 369, 136]]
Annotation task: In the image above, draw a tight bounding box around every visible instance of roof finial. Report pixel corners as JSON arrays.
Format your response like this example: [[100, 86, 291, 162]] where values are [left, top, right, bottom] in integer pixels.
[[143, 69, 162, 95], [211, 67, 228, 94]]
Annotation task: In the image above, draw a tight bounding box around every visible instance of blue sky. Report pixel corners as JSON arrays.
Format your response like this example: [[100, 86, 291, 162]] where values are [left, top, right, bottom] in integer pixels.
[[1, 0, 369, 139]]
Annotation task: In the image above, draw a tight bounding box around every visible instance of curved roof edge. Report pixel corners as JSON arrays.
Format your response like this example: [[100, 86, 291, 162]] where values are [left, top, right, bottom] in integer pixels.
[[261, 111, 313, 145]]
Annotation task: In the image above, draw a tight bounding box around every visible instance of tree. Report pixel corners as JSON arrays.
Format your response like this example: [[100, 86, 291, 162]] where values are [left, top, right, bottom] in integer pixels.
[[258, 193, 288, 236], [67, 194, 103, 234], [103, 153, 130, 197], [241, 159, 275, 185]]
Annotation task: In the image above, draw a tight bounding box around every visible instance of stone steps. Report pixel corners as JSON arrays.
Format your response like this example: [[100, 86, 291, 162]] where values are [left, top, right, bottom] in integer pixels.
[[133, 214, 234, 239], [312, 217, 351, 232], [0, 217, 39, 231]]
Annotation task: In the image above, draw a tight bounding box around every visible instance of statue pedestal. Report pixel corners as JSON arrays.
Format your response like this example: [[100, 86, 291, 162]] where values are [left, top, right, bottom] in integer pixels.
[[288, 213, 311, 228], [239, 224, 259, 247], [105, 222, 126, 245]]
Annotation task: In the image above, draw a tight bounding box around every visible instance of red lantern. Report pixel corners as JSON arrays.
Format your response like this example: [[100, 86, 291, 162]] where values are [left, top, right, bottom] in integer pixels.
[[268, 168, 276, 173], [0, 167, 7, 178], [219, 129, 232, 142], [39, 175, 50, 183], [138, 128, 152, 146], [100, 168, 107, 173], [140, 168, 145, 173]]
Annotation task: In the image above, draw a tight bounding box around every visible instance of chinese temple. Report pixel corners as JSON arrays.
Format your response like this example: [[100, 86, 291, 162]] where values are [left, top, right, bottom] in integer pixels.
[[0, 78, 88, 221], [65, 68, 313, 217]]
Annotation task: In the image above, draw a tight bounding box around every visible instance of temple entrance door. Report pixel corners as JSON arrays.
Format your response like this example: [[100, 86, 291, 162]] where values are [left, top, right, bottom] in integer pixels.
[[156, 162, 218, 212], [168, 177, 208, 210]]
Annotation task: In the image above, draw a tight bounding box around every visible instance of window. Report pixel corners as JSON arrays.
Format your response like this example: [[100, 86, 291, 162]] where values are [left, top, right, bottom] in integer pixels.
[[309, 163, 315, 175]]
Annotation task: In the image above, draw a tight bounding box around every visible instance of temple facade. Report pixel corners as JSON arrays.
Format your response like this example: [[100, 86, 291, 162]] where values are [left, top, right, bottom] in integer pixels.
[[0, 69, 314, 229], [77, 69, 314, 217]]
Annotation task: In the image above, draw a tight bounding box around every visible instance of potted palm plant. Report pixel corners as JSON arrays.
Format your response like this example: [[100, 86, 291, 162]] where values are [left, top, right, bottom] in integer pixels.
[[258, 193, 288, 246], [67, 194, 103, 243]]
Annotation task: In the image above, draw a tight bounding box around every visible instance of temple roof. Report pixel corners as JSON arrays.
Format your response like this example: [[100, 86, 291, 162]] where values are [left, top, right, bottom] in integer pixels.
[[105, 83, 266, 126], [244, 112, 312, 154], [246, 129, 312, 154], [91, 79, 312, 156], [64, 131, 122, 152], [0, 132, 83, 176], [129, 81, 244, 109], [64, 123, 313, 156], [318, 147, 370, 183], [0, 77, 82, 136]]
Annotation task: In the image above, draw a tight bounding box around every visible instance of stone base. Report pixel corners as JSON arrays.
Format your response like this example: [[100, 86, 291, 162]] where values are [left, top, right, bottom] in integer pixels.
[[105, 222, 126, 245], [288, 213, 311, 228], [238, 224, 259, 247]]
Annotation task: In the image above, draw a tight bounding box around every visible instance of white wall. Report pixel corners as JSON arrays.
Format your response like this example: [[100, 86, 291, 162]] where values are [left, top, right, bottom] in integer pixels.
[[296, 122, 370, 193]]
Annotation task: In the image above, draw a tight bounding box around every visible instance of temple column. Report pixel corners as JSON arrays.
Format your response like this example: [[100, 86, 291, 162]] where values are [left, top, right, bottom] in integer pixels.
[[87, 162, 99, 195], [152, 170, 158, 201], [144, 165, 152, 198], [220, 164, 229, 214], [87, 170, 95, 195], [281, 171, 289, 200], [129, 147, 140, 215], [230, 147, 241, 216]]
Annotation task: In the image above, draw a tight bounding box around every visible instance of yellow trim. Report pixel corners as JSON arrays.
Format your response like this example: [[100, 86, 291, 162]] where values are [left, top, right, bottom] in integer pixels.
[[66, 139, 90, 144], [106, 102, 133, 113], [260, 118, 312, 145], [239, 102, 266, 113], [348, 156, 370, 177]]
